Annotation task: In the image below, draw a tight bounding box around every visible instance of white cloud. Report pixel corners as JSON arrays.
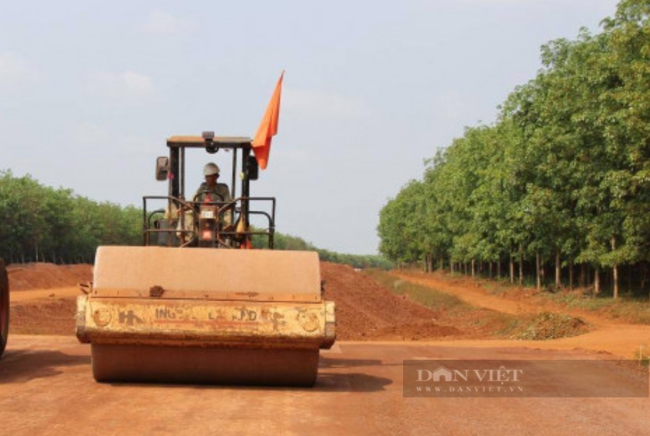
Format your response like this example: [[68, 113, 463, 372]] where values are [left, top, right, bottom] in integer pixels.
[[142, 10, 195, 35], [85, 71, 155, 101], [283, 88, 370, 119], [0, 52, 38, 87]]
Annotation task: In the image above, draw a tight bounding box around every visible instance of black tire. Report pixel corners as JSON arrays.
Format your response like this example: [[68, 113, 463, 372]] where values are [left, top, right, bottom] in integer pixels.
[[0, 259, 8, 358]]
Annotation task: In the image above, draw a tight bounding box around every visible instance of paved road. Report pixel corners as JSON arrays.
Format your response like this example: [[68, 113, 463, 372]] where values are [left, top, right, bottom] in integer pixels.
[[1, 335, 649, 436]]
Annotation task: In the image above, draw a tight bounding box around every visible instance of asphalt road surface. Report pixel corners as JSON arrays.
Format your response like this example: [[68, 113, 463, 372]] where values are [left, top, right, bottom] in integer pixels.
[[1, 335, 649, 436]]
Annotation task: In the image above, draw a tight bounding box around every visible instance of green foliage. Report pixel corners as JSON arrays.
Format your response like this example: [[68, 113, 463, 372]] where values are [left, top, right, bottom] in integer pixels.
[[317, 248, 393, 270], [0, 171, 388, 268], [377, 0, 650, 295], [550, 291, 650, 324], [0, 171, 141, 263], [259, 229, 393, 269], [378, 180, 433, 265]]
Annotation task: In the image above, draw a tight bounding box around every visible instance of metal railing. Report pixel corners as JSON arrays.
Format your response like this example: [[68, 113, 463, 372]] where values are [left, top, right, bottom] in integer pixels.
[[142, 195, 276, 249]]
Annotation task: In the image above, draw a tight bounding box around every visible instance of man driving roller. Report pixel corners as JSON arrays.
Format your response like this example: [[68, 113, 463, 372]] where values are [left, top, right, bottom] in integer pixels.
[[194, 162, 232, 204], [177, 161, 234, 243]]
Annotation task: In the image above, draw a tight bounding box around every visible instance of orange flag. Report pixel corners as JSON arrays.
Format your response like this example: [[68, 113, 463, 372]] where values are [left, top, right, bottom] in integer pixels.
[[252, 71, 284, 169]]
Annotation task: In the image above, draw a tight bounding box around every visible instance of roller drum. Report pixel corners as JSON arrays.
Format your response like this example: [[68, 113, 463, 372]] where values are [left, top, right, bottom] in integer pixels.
[[76, 246, 336, 386]]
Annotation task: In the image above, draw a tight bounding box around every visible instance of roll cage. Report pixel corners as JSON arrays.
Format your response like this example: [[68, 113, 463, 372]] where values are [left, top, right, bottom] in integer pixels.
[[142, 132, 276, 249]]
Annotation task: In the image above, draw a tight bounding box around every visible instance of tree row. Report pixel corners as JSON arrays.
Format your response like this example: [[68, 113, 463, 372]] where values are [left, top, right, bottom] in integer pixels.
[[378, 0, 650, 297], [0, 171, 141, 264], [0, 171, 390, 270]]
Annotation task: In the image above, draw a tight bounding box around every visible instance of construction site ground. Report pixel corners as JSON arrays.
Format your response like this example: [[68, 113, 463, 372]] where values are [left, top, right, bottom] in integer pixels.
[[1, 262, 649, 435]]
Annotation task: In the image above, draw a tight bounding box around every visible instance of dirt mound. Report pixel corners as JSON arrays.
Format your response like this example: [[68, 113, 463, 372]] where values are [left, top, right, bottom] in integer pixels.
[[7, 263, 92, 291], [8, 261, 459, 341], [512, 312, 589, 340], [321, 262, 455, 340]]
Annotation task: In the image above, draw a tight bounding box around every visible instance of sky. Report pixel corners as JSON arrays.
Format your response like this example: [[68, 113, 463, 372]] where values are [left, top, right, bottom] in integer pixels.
[[0, 0, 622, 255]]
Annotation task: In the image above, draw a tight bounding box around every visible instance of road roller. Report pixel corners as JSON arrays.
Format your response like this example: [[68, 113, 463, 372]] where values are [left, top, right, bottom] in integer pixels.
[[75, 132, 336, 385]]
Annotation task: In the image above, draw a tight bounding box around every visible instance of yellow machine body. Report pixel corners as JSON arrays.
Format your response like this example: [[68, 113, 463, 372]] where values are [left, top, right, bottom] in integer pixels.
[[76, 246, 336, 386]]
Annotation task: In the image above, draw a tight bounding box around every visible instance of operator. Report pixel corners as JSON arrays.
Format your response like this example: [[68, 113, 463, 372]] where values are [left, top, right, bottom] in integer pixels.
[[193, 162, 233, 229], [194, 162, 232, 204]]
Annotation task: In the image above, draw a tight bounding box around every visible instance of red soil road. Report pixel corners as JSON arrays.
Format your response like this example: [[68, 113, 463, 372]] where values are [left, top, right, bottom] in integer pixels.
[[2, 336, 649, 436], [2, 262, 650, 435]]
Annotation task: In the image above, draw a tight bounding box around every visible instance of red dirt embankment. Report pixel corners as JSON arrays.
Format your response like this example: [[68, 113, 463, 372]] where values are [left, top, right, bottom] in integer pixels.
[[7, 262, 458, 340], [321, 262, 460, 340], [7, 263, 92, 291], [6, 262, 650, 359]]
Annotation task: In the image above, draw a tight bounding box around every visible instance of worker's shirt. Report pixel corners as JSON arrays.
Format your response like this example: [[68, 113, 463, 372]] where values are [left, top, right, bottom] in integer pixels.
[[193, 182, 232, 204]]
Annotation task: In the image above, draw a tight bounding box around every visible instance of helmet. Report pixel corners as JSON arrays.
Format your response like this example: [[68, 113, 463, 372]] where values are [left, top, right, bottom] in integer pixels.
[[203, 163, 220, 176]]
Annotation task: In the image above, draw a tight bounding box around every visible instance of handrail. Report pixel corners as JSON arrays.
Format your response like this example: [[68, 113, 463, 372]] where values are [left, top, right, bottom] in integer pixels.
[[142, 195, 276, 248]]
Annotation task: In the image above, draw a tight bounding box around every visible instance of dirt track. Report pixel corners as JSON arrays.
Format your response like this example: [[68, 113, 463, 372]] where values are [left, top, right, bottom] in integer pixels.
[[2, 335, 649, 436], [2, 262, 650, 435], [394, 270, 650, 360]]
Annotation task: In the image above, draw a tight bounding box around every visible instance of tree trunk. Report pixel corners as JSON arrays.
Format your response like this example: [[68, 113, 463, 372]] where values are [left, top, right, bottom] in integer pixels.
[[536, 252, 541, 291], [509, 253, 514, 284], [627, 265, 632, 296], [518, 244, 524, 286], [555, 251, 561, 289], [611, 236, 619, 299], [594, 266, 600, 295], [569, 260, 574, 289], [471, 260, 475, 277], [641, 263, 647, 292]]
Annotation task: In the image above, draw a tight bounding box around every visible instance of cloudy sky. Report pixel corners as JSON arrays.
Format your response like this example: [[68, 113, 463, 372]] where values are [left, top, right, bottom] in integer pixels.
[[0, 0, 621, 254]]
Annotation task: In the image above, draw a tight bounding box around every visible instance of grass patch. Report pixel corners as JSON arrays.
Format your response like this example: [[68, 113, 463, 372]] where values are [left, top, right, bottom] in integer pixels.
[[548, 291, 650, 324], [483, 282, 512, 297], [433, 269, 650, 326], [364, 269, 591, 341], [364, 269, 589, 341], [501, 312, 589, 340], [364, 269, 470, 314]]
